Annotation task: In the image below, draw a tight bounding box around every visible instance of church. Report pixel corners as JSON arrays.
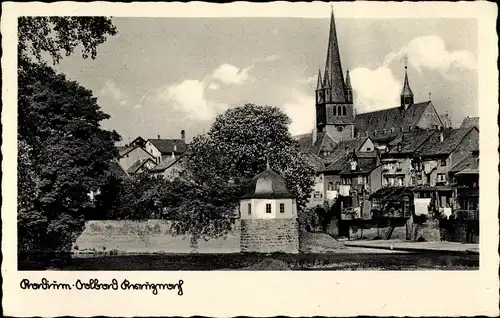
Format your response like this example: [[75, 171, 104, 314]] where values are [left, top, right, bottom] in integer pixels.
[[297, 9, 447, 158]]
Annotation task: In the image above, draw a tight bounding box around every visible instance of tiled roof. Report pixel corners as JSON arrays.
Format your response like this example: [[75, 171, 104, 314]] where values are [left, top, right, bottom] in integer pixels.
[[386, 130, 436, 154], [450, 153, 479, 173], [109, 160, 129, 178], [460, 116, 479, 128], [118, 145, 136, 156], [339, 157, 379, 175], [148, 139, 188, 154], [303, 153, 326, 172], [295, 132, 338, 157], [322, 138, 366, 165], [127, 158, 156, 174], [149, 154, 185, 172], [439, 114, 452, 128], [415, 127, 477, 157], [354, 102, 432, 136]]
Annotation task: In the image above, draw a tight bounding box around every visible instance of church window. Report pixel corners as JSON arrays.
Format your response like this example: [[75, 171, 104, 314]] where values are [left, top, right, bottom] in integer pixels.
[[342, 106, 347, 116], [337, 126, 344, 132], [280, 203, 285, 213], [266, 203, 271, 214], [248, 203, 251, 215], [333, 106, 337, 116]]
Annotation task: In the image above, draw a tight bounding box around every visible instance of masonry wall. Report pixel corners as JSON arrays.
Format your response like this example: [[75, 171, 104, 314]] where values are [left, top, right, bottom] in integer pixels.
[[241, 219, 299, 254], [74, 219, 241, 254]]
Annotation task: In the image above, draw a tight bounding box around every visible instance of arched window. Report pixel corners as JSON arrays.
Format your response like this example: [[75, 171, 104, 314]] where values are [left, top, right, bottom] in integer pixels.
[[332, 106, 337, 116], [342, 106, 347, 116]]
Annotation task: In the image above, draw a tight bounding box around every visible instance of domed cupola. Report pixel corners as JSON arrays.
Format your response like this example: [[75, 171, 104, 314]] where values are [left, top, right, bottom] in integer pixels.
[[241, 163, 295, 200]]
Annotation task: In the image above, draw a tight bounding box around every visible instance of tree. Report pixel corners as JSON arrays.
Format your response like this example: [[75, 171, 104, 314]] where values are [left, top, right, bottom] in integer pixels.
[[168, 103, 315, 245], [17, 17, 119, 253]]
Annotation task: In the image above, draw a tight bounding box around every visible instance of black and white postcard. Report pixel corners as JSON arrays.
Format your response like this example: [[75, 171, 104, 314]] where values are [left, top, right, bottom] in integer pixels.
[[2, 1, 499, 316]]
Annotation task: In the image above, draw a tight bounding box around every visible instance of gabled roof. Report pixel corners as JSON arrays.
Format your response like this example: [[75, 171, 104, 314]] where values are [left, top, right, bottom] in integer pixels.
[[339, 157, 379, 175], [127, 158, 156, 174], [415, 127, 478, 157], [354, 101, 432, 136], [295, 132, 337, 157], [118, 144, 156, 159], [450, 153, 479, 173], [149, 154, 186, 173], [386, 130, 436, 154], [147, 139, 188, 154], [322, 137, 367, 165], [303, 153, 326, 172], [109, 160, 129, 178], [460, 116, 479, 128]]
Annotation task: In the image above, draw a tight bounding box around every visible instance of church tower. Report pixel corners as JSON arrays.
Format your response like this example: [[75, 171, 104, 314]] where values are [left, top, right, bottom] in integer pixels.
[[315, 8, 355, 142], [400, 57, 414, 110]]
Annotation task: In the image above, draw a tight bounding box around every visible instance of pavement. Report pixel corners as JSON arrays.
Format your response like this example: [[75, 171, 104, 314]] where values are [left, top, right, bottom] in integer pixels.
[[343, 239, 479, 254]]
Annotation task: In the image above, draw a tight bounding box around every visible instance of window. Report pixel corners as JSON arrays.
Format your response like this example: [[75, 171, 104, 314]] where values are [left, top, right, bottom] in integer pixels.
[[366, 147, 372, 151], [280, 203, 285, 213], [313, 191, 321, 199], [357, 176, 364, 184], [248, 203, 251, 215], [342, 106, 347, 116], [328, 182, 334, 191], [337, 126, 344, 132], [333, 106, 337, 116], [440, 159, 446, 166], [390, 127, 395, 133], [266, 203, 271, 213]]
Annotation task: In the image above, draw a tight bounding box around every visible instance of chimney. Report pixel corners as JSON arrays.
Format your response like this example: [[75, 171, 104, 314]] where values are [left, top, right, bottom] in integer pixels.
[[439, 131, 444, 142], [157, 134, 161, 139], [181, 130, 186, 142]]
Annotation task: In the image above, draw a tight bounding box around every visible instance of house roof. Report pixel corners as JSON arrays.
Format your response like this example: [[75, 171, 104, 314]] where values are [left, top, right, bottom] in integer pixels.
[[118, 144, 156, 159], [460, 116, 479, 128], [296, 132, 338, 157], [386, 130, 436, 154], [455, 168, 479, 175], [127, 158, 156, 174], [303, 153, 326, 172], [339, 157, 379, 175], [415, 127, 477, 157], [147, 139, 188, 154], [450, 153, 479, 173], [322, 138, 367, 166], [149, 154, 186, 173], [241, 165, 295, 199], [439, 114, 452, 127], [109, 160, 129, 178], [354, 102, 432, 136]]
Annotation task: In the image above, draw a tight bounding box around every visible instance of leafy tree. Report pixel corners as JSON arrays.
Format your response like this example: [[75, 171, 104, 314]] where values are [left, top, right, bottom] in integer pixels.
[[17, 17, 119, 253], [168, 103, 315, 245]]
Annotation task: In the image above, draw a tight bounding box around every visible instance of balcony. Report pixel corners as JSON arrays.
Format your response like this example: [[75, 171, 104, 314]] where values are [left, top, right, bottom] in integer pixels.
[[455, 209, 479, 221]]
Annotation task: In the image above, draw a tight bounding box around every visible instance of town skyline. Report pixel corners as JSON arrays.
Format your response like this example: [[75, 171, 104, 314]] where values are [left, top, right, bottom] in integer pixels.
[[53, 15, 478, 143]]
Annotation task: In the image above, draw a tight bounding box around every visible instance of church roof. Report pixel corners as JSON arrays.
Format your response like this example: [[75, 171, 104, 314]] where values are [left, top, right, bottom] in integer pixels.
[[415, 127, 478, 157], [241, 165, 295, 199], [323, 8, 347, 103], [354, 101, 432, 136], [460, 116, 479, 129]]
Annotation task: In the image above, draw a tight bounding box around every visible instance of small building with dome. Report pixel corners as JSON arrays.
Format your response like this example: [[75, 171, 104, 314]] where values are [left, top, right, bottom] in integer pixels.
[[239, 163, 299, 254]]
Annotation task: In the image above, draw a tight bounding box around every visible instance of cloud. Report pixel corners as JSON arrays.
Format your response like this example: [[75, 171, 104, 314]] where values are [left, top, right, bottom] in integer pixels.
[[99, 80, 128, 106], [211, 64, 253, 85], [384, 35, 477, 76], [265, 54, 281, 62], [283, 89, 315, 136], [156, 79, 229, 121], [350, 67, 401, 113], [298, 75, 317, 86]]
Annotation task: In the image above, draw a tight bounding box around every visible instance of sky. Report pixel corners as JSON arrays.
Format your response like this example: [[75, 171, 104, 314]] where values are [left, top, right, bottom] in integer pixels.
[[54, 16, 478, 144]]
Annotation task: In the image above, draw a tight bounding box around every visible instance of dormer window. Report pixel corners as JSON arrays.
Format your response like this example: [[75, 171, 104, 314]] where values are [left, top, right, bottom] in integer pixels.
[[373, 130, 378, 136]]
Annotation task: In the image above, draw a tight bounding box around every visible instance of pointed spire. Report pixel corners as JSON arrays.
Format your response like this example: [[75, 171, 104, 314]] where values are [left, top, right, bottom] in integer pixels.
[[316, 69, 323, 90], [323, 69, 330, 87], [401, 65, 413, 97], [323, 7, 346, 103], [400, 56, 414, 109], [345, 68, 352, 89]]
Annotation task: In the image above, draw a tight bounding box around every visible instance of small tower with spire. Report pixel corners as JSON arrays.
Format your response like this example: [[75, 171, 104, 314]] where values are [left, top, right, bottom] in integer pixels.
[[400, 54, 414, 110], [345, 69, 353, 103]]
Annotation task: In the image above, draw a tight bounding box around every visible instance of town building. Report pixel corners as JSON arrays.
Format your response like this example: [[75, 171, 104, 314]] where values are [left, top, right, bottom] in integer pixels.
[[118, 144, 157, 171], [144, 130, 188, 164], [239, 163, 299, 253]]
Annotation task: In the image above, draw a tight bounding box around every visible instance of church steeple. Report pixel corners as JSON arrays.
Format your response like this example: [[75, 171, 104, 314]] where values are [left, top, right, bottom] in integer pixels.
[[323, 7, 346, 103], [400, 55, 414, 110], [316, 69, 323, 90]]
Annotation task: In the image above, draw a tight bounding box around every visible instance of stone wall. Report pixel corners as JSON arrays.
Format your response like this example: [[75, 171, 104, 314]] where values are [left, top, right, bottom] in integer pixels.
[[241, 218, 299, 254], [74, 219, 241, 254]]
